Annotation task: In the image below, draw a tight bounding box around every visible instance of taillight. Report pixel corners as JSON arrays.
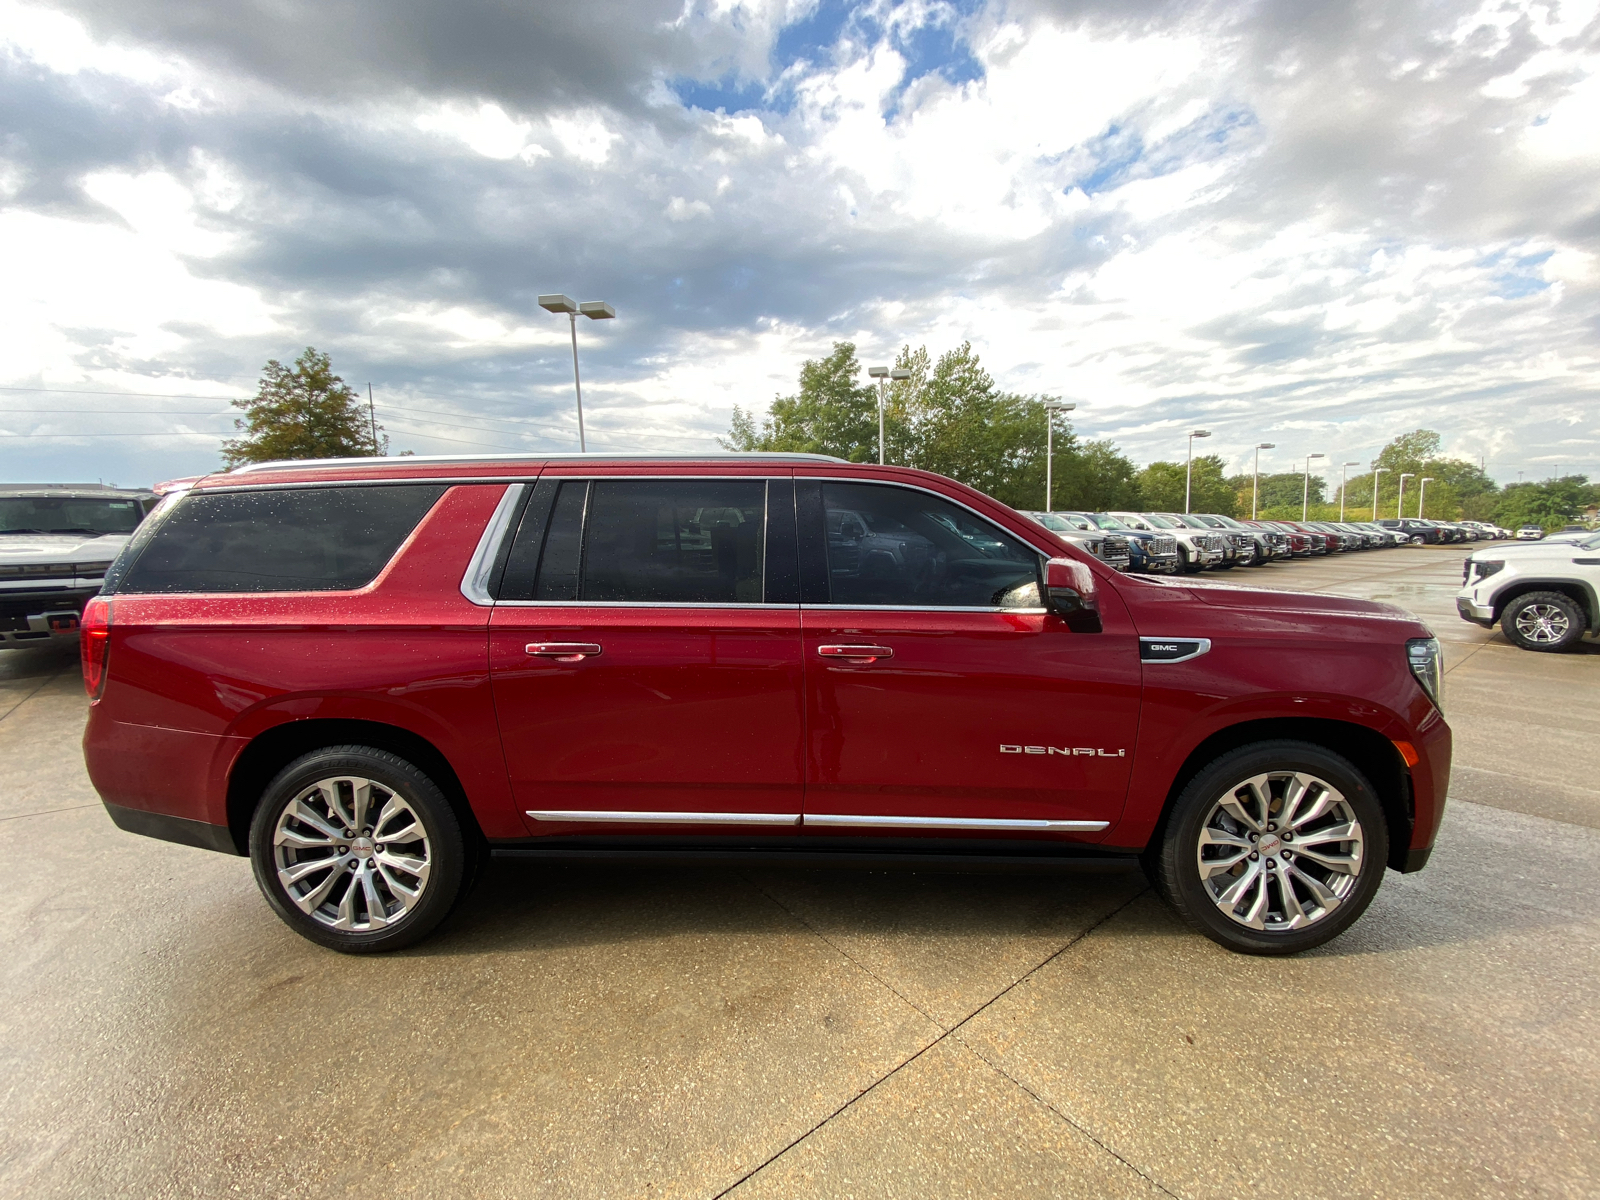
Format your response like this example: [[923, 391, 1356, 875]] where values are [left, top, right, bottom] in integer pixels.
[[81, 597, 111, 699]]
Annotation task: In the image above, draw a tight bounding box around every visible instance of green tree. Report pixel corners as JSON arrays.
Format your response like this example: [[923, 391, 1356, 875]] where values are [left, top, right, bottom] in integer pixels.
[[1495, 476, 1594, 531], [720, 342, 877, 460], [1053, 439, 1144, 511], [1139, 455, 1236, 514], [909, 342, 1047, 509], [223, 347, 384, 467]]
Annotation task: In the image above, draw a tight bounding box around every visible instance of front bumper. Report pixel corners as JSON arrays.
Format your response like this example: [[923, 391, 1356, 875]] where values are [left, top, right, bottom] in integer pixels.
[[1456, 595, 1495, 627], [0, 606, 90, 646]]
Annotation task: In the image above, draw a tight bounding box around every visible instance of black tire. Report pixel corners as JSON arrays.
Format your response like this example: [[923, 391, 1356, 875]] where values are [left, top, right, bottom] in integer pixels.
[[249, 745, 467, 953], [1151, 740, 1389, 955], [1499, 590, 1587, 652]]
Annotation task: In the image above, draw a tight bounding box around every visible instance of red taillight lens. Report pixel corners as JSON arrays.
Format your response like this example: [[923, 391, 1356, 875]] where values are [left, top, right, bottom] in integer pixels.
[[80, 596, 111, 699]]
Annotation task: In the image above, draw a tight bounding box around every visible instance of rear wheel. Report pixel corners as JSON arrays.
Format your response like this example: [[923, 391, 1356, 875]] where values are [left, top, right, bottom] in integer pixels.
[[1500, 591, 1586, 652], [249, 745, 467, 953], [1152, 741, 1388, 955]]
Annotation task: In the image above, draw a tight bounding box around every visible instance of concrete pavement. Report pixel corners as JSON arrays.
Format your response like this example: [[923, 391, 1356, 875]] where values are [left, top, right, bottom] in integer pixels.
[[0, 545, 1594, 1198]]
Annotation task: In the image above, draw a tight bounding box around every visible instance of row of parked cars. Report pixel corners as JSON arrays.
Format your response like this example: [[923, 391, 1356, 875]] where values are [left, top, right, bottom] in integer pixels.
[[1021, 510, 1513, 575]]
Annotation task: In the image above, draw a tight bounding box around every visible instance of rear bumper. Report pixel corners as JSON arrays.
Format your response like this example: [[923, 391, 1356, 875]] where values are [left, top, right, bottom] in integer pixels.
[[102, 801, 240, 855]]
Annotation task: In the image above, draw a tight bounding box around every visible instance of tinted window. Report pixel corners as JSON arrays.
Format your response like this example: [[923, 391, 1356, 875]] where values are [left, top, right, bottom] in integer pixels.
[[113, 485, 446, 594], [822, 482, 1040, 608], [522, 479, 769, 604]]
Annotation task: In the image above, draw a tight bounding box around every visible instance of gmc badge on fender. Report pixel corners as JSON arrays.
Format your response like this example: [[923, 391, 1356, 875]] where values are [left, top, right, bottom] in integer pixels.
[[1139, 637, 1211, 663]]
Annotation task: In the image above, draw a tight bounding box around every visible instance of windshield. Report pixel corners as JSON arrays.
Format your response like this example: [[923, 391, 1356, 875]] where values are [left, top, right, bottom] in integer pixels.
[[1030, 512, 1094, 532], [0, 495, 145, 535], [1140, 514, 1181, 529], [1090, 513, 1131, 531], [1209, 515, 1247, 529]]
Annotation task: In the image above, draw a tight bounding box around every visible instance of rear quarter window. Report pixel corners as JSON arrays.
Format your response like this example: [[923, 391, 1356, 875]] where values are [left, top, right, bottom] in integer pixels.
[[109, 484, 447, 594]]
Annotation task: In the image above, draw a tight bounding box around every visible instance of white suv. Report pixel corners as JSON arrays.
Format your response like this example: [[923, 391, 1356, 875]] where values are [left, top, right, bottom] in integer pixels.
[[1457, 531, 1600, 651]]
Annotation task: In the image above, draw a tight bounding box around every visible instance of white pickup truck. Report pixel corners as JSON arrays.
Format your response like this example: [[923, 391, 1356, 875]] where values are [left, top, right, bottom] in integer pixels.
[[1457, 529, 1600, 651], [0, 484, 157, 648]]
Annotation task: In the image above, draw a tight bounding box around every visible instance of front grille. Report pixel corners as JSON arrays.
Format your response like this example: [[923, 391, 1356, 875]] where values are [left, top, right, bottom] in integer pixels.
[[1101, 535, 1131, 568], [1201, 534, 1223, 552], [1151, 536, 1178, 556]]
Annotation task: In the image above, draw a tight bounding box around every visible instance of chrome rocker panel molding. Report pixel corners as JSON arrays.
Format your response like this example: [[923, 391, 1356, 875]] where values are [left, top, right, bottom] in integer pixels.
[[525, 810, 1108, 832], [527, 809, 802, 826]]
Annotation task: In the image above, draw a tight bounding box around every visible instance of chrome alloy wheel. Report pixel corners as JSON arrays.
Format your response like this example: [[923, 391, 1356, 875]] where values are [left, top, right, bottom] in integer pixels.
[[1513, 603, 1571, 644], [1196, 770, 1365, 932], [272, 776, 431, 932]]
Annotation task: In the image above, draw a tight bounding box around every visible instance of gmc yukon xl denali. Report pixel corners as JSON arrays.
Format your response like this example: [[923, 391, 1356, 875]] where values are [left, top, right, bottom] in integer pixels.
[[84, 454, 1451, 956]]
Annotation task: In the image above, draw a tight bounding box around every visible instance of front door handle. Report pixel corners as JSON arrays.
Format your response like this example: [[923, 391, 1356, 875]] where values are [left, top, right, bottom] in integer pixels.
[[526, 642, 603, 662], [817, 644, 893, 663]]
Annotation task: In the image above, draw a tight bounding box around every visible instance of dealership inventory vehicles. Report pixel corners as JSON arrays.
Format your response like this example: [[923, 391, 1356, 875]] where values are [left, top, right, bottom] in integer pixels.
[[85, 454, 1451, 958]]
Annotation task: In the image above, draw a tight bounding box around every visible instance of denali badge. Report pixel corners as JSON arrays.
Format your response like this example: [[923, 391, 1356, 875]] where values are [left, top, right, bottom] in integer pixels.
[[1001, 745, 1125, 757]]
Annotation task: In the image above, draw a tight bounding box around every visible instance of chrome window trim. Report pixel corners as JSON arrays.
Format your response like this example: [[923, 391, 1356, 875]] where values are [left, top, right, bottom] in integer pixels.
[[497, 600, 793, 610], [527, 809, 801, 826], [804, 814, 1110, 832], [460, 483, 527, 606], [1139, 636, 1213, 664], [803, 603, 1048, 614], [227, 451, 844, 475]]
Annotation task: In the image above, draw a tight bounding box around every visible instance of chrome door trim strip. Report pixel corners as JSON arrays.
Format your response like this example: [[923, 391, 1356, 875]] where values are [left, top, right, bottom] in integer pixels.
[[526, 809, 802, 826], [495, 600, 794, 610], [1138, 636, 1213, 664], [802, 814, 1109, 832], [460, 483, 527, 606], [801, 604, 1048, 614]]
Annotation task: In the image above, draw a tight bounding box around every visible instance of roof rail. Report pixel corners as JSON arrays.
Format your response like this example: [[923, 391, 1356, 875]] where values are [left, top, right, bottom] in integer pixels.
[[226, 451, 848, 475]]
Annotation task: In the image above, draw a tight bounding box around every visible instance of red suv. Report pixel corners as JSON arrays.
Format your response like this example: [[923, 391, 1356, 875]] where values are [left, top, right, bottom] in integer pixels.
[[83, 454, 1450, 956]]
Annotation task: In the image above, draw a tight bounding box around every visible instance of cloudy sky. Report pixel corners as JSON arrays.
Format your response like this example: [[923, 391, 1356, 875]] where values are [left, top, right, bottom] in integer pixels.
[[2, 0, 1598, 489]]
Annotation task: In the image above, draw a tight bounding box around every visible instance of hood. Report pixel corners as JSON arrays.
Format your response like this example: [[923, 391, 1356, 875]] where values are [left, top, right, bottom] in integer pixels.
[[0, 532, 129, 563], [1186, 583, 1417, 623]]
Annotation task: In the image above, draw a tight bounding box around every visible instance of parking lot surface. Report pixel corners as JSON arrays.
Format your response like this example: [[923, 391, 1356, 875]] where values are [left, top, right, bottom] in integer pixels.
[[1, 545, 1595, 1199]]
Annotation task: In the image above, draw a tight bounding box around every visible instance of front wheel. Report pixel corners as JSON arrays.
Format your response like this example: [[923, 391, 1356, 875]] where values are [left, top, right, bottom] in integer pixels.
[[1500, 591, 1587, 652], [1151, 741, 1388, 955], [249, 745, 468, 953]]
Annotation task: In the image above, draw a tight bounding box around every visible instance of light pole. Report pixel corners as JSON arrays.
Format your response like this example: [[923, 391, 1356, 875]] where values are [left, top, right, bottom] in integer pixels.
[[538, 294, 616, 452], [1044, 400, 1078, 511], [1339, 461, 1360, 521], [1371, 467, 1388, 521], [867, 365, 912, 465], [1417, 476, 1434, 519], [1301, 452, 1325, 521], [1185, 430, 1212, 512], [1397, 472, 1414, 518], [1251, 442, 1275, 519]]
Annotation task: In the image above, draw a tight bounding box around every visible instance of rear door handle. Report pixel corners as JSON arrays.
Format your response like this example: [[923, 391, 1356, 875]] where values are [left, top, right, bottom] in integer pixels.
[[526, 642, 603, 662], [817, 644, 893, 663]]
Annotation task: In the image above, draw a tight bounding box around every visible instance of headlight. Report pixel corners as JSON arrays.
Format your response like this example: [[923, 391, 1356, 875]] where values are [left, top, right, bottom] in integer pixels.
[[1406, 637, 1443, 712], [1470, 560, 1503, 584]]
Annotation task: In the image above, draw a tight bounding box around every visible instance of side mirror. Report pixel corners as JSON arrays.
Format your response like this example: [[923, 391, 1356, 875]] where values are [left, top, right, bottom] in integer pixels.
[[1044, 556, 1102, 632]]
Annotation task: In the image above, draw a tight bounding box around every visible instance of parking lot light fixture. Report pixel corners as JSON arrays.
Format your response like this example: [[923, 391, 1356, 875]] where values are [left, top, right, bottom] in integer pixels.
[[539, 293, 615, 452], [1045, 400, 1078, 511], [1185, 430, 1212, 512], [1372, 466, 1389, 522], [1417, 476, 1434, 519], [1252, 442, 1275, 520], [868, 367, 889, 463], [1302, 452, 1325, 521], [1397, 472, 1415, 518], [1340, 461, 1361, 521]]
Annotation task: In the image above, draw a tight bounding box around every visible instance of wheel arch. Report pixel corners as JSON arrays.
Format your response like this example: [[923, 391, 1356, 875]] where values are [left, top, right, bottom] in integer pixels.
[[1148, 717, 1414, 873], [225, 719, 483, 856]]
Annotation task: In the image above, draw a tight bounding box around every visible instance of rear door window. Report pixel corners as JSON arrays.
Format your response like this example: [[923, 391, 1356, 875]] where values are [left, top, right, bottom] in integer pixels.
[[502, 478, 775, 604], [818, 482, 1041, 609], [111, 484, 447, 594]]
